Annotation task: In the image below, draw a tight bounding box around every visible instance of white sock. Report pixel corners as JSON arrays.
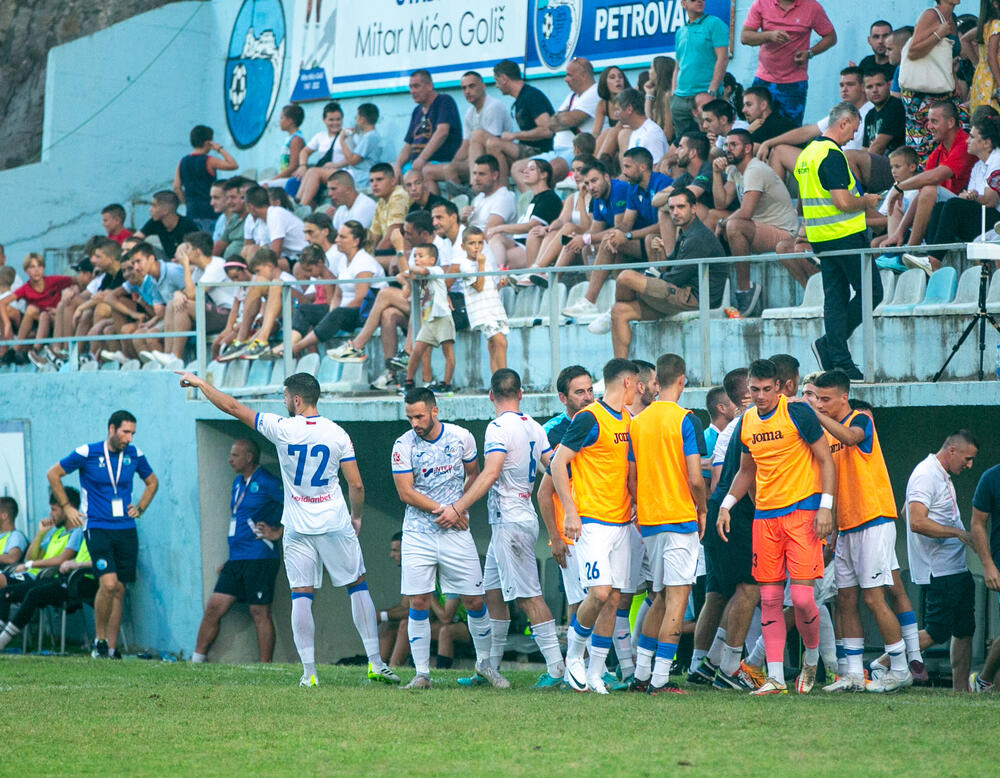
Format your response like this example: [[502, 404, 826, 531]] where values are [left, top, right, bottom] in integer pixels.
[[587, 634, 612, 683], [530, 619, 564, 677], [803, 646, 819, 666], [886, 639, 907, 673], [0, 623, 19, 650], [490, 618, 511, 669], [818, 604, 837, 670], [191, 651, 206, 664], [465, 605, 493, 665], [844, 637, 864, 677], [721, 643, 743, 675], [706, 627, 727, 666], [745, 606, 762, 653], [897, 611, 922, 662], [767, 660, 785, 686], [635, 633, 657, 682], [347, 583, 383, 667], [613, 607, 635, 678], [748, 634, 767, 667], [407, 607, 431, 675], [651, 641, 678, 687], [689, 648, 707, 674], [631, 596, 654, 656], [291, 593, 316, 678], [566, 614, 591, 662]]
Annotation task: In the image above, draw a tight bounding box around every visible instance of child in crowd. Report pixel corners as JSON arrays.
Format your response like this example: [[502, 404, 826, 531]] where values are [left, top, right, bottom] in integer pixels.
[[456, 227, 508, 374], [262, 104, 306, 189], [0, 266, 21, 362], [0, 253, 74, 365], [100, 203, 133, 246], [402, 243, 455, 393]]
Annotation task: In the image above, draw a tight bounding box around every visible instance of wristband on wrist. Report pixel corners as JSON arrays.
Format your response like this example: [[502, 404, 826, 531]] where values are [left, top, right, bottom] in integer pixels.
[[582, 233, 592, 246], [25, 561, 33, 570], [379, 611, 388, 623], [721, 494, 737, 511], [819, 493, 834, 510]]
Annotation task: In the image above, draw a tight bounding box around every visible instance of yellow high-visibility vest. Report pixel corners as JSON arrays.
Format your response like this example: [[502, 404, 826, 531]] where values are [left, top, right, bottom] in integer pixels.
[[793, 137, 866, 243]]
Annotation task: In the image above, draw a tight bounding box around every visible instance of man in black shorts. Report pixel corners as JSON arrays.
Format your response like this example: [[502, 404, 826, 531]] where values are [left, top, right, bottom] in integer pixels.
[[47, 409, 158, 659], [192, 439, 284, 662]]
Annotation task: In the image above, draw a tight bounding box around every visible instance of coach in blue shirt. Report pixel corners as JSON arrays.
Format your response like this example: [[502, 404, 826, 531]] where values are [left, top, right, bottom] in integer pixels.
[[192, 438, 283, 663], [47, 409, 158, 659]]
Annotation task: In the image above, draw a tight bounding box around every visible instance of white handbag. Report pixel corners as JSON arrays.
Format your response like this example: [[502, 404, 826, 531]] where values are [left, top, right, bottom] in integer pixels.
[[899, 16, 955, 94]]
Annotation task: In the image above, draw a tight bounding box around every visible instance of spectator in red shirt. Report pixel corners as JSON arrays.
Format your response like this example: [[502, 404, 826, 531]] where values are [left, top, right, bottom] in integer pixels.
[[101, 203, 133, 246], [883, 101, 977, 254], [0, 252, 74, 364]]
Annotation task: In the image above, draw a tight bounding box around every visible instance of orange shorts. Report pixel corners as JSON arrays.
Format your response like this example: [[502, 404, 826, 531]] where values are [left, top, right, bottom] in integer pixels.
[[751, 508, 824, 584]]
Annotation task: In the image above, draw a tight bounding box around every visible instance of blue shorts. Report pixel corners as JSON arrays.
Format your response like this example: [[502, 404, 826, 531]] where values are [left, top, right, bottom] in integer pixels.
[[753, 77, 808, 127], [401, 160, 445, 174], [532, 147, 575, 166]]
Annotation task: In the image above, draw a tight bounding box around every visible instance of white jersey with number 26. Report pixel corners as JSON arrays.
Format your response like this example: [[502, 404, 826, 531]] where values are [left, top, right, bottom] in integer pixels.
[[255, 412, 355, 534], [483, 411, 551, 526]]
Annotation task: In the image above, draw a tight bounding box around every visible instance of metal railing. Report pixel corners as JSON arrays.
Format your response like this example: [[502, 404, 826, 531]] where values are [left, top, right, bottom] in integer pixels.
[[2, 241, 970, 390]]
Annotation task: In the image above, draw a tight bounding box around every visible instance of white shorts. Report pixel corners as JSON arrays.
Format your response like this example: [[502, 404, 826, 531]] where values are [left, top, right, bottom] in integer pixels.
[[814, 562, 837, 603], [560, 545, 587, 605], [483, 522, 542, 600], [575, 521, 631, 590], [835, 521, 896, 590], [625, 523, 651, 593], [401, 529, 484, 597], [283, 527, 365, 589], [475, 320, 510, 339], [645, 530, 700, 591]]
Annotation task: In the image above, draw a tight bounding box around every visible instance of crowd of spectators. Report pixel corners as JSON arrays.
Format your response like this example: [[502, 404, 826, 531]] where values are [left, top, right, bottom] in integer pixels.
[[4, 2, 1000, 388]]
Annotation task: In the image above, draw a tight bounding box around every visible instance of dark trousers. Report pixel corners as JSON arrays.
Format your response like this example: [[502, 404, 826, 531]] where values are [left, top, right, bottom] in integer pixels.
[[815, 232, 883, 369], [927, 197, 1000, 258], [11, 578, 96, 629], [0, 578, 40, 622]]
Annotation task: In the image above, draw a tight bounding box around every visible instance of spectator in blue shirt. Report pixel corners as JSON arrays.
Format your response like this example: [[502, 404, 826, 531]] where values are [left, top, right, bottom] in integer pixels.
[[48, 409, 158, 659], [671, 0, 730, 137], [393, 70, 462, 189], [192, 439, 284, 663], [0, 497, 28, 568]]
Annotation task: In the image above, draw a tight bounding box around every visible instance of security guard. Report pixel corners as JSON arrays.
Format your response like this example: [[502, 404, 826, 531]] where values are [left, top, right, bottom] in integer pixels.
[[794, 102, 882, 382]]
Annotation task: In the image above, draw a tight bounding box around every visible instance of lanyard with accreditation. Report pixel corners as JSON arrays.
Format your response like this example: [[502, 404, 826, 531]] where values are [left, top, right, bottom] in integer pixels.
[[230, 468, 274, 550], [104, 441, 126, 518]]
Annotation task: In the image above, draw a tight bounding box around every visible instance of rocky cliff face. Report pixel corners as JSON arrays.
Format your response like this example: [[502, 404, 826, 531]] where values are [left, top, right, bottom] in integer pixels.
[[0, 0, 178, 170]]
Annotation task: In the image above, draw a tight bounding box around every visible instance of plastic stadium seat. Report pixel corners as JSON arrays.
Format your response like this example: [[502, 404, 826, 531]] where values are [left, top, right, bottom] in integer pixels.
[[246, 359, 273, 386], [268, 359, 286, 387], [204, 359, 227, 385], [121, 358, 142, 371], [986, 271, 1000, 313], [499, 284, 516, 316], [879, 269, 896, 307], [670, 278, 732, 321], [222, 359, 249, 387], [78, 360, 99, 372], [912, 267, 959, 315], [562, 281, 588, 312], [258, 167, 277, 180], [569, 281, 616, 324], [876, 269, 927, 316], [317, 357, 339, 384], [939, 266, 984, 315], [295, 353, 320, 376], [98, 360, 119, 371], [184, 360, 199, 374], [508, 287, 541, 327], [534, 283, 568, 325], [762, 275, 822, 318]]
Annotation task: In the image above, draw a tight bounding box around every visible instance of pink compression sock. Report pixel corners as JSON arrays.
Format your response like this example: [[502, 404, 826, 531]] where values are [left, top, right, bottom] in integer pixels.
[[789, 583, 820, 650]]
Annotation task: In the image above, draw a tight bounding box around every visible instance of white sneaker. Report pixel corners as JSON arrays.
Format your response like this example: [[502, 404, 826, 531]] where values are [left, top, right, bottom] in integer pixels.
[[562, 298, 599, 317], [100, 350, 130, 365], [475, 660, 511, 689], [587, 311, 612, 335], [902, 253, 933, 276], [869, 661, 889, 681], [823, 673, 865, 692], [563, 657, 588, 692], [586, 676, 610, 695], [138, 350, 156, 364], [326, 341, 356, 359], [866, 668, 912, 693], [370, 369, 394, 391], [151, 350, 177, 367]]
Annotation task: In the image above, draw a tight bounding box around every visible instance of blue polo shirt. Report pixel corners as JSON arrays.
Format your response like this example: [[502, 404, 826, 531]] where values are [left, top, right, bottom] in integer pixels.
[[675, 12, 729, 97], [627, 172, 673, 229], [590, 179, 630, 226], [59, 442, 154, 530], [229, 468, 283, 561], [0, 530, 28, 557]]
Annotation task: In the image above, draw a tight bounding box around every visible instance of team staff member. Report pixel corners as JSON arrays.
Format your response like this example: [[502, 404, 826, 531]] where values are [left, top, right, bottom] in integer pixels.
[[793, 102, 882, 381], [629, 354, 706, 695], [811, 370, 910, 693], [47, 410, 158, 659], [551, 358, 638, 694], [718, 359, 836, 696], [192, 439, 284, 664]]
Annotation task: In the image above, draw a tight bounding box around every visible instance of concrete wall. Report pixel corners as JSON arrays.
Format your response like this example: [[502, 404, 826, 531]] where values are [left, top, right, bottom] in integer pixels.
[[1, 0, 926, 259]]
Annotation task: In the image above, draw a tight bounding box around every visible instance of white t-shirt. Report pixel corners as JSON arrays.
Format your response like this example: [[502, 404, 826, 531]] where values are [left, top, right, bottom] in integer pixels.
[[627, 118, 669, 165], [419, 265, 451, 320], [306, 130, 347, 166], [468, 187, 517, 229], [192, 255, 236, 309], [331, 249, 386, 306], [266, 207, 308, 254], [554, 82, 599, 150], [86, 274, 104, 295], [904, 453, 969, 585], [712, 412, 743, 467], [968, 149, 1000, 196], [390, 423, 478, 535], [463, 95, 514, 139], [254, 412, 355, 535], [332, 193, 377, 231], [816, 102, 873, 151], [714, 119, 750, 149], [243, 213, 269, 246], [483, 411, 552, 525]]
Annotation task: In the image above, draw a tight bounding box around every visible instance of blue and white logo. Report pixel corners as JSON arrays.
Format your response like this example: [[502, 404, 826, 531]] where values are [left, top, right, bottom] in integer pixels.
[[225, 0, 287, 149], [534, 0, 582, 72]]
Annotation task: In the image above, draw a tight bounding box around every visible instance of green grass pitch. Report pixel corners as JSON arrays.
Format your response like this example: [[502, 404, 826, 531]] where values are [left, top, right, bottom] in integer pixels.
[[6, 657, 998, 776]]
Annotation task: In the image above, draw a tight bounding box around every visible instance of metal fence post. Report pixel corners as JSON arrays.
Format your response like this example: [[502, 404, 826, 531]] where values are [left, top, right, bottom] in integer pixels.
[[282, 285, 293, 379], [195, 284, 207, 391], [861, 251, 874, 382], [698, 262, 711, 386], [549, 268, 560, 393]]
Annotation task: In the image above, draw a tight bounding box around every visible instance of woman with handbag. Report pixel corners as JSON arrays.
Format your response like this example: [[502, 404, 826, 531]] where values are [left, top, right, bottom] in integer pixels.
[[900, 0, 967, 162]]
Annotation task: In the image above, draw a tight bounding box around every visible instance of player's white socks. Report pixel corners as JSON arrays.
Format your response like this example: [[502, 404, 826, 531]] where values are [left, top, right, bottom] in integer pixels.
[[530, 619, 565, 677], [886, 639, 907, 673], [291, 592, 316, 678], [818, 604, 837, 671], [745, 606, 762, 653], [191, 652, 206, 664], [408, 607, 432, 675], [465, 605, 493, 666], [635, 634, 656, 682], [588, 633, 612, 684], [897, 611, 923, 663], [720, 643, 743, 676], [0, 622, 19, 650], [490, 618, 511, 669], [688, 648, 707, 674], [706, 627, 727, 666], [347, 582, 384, 668], [632, 596, 654, 656], [843, 637, 864, 676], [613, 607, 635, 678], [651, 641, 678, 687], [566, 614, 591, 661], [748, 633, 767, 668]]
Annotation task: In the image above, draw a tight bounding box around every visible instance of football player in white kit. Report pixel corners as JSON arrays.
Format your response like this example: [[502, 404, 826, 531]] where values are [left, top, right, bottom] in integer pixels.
[[177, 371, 399, 687], [444, 369, 566, 689], [391, 387, 508, 689]]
